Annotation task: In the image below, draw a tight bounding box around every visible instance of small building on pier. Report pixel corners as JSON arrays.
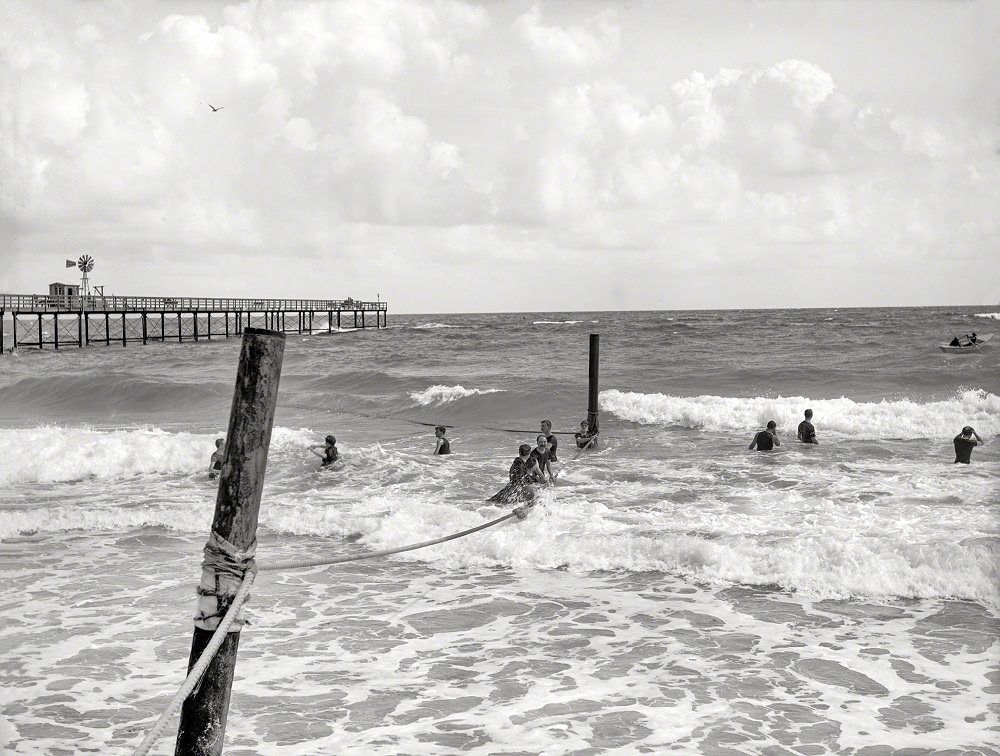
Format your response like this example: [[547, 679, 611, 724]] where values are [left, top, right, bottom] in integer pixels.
[[48, 282, 81, 307]]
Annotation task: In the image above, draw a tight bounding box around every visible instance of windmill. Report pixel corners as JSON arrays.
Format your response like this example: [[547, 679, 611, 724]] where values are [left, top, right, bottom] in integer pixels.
[[77, 254, 94, 298]]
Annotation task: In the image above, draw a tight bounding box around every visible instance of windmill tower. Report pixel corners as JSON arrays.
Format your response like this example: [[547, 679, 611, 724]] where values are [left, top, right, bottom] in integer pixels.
[[77, 254, 94, 298]]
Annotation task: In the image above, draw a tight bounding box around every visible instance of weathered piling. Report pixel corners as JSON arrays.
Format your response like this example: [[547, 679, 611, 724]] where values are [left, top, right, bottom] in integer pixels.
[[174, 327, 285, 756], [587, 333, 600, 439]]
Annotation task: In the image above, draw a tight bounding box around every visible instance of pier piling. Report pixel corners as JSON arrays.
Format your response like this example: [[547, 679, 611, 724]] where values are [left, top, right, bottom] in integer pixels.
[[174, 327, 285, 756]]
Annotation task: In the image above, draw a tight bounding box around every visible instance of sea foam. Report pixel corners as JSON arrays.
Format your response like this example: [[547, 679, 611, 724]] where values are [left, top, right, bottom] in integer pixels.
[[0, 426, 314, 485], [409, 384, 504, 405], [600, 388, 1000, 439]]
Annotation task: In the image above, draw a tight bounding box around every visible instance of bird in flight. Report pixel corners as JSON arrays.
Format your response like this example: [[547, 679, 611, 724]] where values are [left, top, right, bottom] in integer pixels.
[[208, 103, 224, 112]]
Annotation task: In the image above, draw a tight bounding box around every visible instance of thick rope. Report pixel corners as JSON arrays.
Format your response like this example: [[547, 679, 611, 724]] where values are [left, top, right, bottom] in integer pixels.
[[133, 570, 257, 756], [258, 510, 517, 572], [132, 508, 518, 756]]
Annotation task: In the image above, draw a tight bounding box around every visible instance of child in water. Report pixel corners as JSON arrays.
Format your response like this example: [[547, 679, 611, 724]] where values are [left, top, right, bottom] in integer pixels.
[[310, 435, 340, 467], [433, 426, 451, 455]]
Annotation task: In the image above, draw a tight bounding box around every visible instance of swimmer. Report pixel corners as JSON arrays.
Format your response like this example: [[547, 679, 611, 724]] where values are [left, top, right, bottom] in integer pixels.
[[530, 434, 555, 483], [540, 419, 558, 466], [575, 420, 597, 449], [488, 444, 535, 504], [208, 438, 225, 479], [433, 425, 451, 455], [310, 434, 340, 467], [749, 421, 780, 451], [953, 426, 983, 464], [797, 409, 818, 445]]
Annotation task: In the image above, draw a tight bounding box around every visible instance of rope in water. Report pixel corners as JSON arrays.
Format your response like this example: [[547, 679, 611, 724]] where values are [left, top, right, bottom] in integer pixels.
[[132, 508, 520, 756]]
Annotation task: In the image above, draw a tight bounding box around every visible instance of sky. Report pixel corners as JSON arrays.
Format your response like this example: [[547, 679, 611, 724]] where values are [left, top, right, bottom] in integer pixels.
[[1, 0, 999, 313]]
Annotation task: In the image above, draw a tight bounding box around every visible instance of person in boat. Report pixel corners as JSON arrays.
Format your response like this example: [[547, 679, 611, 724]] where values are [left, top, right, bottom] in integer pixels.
[[433, 425, 451, 455], [749, 420, 780, 451], [540, 419, 558, 471], [953, 426, 983, 464], [310, 435, 340, 467], [488, 444, 538, 503], [952, 332, 979, 347], [208, 438, 225, 479], [796, 409, 818, 445], [530, 434, 555, 483]]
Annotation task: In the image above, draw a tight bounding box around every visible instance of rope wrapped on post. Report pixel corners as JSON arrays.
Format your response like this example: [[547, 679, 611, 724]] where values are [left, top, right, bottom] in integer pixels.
[[132, 508, 519, 756]]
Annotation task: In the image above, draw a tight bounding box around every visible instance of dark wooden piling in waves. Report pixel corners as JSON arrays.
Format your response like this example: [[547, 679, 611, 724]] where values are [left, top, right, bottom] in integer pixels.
[[174, 328, 284, 756], [587, 333, 600, 442], [0, 294, 387, 350]]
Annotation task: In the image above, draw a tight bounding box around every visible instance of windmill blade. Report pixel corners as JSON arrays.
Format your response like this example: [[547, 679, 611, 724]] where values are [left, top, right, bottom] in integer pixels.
[[78, 254, 94, 272]]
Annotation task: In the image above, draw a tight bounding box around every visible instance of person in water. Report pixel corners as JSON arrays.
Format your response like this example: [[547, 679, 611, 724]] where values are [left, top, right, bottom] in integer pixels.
[[433, 425, 451, 455], [540, 419, 558, 468], [530, 434, 555, 483], [208, 438, 225, 479], [575, 419, 598, 449], [953, 426, 983, 464], [749, 421, 780, 451], [488, 444, 538, 504], [310, 435, 340, 467], [797, 409, 818, 444]]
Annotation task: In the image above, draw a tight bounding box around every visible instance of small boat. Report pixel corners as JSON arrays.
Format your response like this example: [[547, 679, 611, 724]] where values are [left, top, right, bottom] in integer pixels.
[[938, 334, 992, 353]]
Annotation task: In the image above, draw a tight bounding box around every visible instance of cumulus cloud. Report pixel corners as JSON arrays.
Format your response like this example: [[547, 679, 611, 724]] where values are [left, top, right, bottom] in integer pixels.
[[499, 59, 999, 271], [513, 6, 620, 68]]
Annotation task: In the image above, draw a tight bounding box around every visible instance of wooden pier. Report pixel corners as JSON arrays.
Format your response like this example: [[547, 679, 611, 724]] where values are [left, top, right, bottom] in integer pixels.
[[0, 294, 387, 350]]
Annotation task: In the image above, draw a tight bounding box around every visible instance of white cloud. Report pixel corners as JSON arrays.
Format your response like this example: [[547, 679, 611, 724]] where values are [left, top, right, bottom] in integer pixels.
[[513, 6, 620, 68]]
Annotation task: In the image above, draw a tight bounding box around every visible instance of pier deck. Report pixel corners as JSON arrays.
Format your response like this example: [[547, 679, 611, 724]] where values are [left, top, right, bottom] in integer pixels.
[[0, 294, 387, 350]]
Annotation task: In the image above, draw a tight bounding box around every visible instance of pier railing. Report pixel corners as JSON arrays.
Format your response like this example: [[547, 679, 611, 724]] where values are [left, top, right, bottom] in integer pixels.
[[0, 294, 386, 312]]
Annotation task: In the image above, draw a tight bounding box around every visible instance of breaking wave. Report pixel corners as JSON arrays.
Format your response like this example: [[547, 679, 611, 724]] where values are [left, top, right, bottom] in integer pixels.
[[600, 389, 1000, 439], [409, 384, 504, 405]]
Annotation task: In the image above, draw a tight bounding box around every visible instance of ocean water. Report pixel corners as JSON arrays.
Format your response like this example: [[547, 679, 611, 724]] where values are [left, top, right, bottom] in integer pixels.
[[1, 307, 998, 754]]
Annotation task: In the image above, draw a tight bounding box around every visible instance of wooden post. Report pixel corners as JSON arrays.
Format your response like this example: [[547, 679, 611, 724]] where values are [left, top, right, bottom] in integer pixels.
[[587, 333, 600, 439], [122, 314, 127, 347], [84, 314, 89, 346], [174, 328, 285, 755], [1, 311, 5, 352], [337, 310, 341, 329], [12, 314, 17, 349], [194, 312, 199, 342], [53, 315, 59, 350], [142, 313, 148, 345], [37, 314, 43, 349]]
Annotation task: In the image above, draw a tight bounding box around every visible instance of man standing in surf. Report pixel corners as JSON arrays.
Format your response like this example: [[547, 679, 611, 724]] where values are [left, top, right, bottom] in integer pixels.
[[749, 421, 780, 451], [797, 409, 818, 444], [540, 419, 558, 473], [953, 426, 984, 464]]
